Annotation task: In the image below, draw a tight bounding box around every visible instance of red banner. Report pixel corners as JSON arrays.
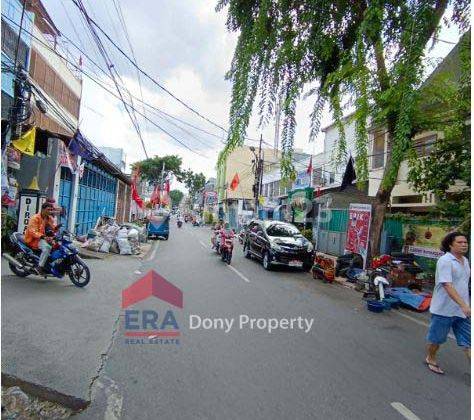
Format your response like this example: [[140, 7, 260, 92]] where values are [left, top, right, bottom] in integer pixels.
[[344, 203, 372, 268]]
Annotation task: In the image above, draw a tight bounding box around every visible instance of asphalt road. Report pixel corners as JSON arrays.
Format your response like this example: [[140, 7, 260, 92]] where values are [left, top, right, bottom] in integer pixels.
[[79, 222, 470, 420]]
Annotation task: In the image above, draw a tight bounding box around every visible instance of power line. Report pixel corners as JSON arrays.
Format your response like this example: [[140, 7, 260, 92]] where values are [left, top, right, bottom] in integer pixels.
[[1, 13, 212, 160], [110, 0, 150, 142], [2, 9, 242, 148], [68, 0, 275, 149], [6, 2, 274, 149], [75, 0, 148, 158], [70, 0, 228, 133]]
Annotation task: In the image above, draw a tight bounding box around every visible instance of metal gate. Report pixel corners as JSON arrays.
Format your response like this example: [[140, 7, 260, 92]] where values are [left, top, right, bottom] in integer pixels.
[[314, 208, 349, 256], [58, 167, 72, 229], [75, 162, 117, 235]]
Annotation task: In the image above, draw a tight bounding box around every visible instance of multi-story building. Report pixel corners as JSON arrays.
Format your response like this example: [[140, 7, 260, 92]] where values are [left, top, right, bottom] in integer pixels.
[[2, 0, 132, 234], [260, 151, 325, 221], [216, 146, 280, 228], [1, 0, 34, 119]]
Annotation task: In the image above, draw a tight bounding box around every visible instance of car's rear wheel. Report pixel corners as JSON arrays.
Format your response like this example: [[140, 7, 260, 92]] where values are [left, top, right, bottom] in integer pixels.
[[263, 252, 272, 271]]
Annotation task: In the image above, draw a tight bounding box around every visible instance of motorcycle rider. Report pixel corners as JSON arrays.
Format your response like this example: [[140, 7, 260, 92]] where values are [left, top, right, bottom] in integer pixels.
[[24, 202, 59, 274], [218, 222, 235, 262], [212, 219, 224, 249]]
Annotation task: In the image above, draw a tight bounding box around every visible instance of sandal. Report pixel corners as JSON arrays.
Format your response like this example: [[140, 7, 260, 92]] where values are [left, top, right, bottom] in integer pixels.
[[424, 359, 444, 375]]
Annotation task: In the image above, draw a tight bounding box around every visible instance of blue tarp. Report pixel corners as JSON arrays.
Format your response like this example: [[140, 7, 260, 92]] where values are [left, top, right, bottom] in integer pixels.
[[388, 287, 431, 311]]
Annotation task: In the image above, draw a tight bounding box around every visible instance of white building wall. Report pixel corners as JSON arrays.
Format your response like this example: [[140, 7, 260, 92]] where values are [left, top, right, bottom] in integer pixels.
[[322, 118, 358, 186]]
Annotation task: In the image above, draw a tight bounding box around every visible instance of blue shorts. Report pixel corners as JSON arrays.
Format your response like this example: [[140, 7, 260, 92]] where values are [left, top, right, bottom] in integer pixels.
[[427, 314, 471, 348]]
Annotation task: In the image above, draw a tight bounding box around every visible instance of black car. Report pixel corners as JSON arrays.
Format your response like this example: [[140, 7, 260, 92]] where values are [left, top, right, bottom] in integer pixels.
[[243, 220, 314, 271]]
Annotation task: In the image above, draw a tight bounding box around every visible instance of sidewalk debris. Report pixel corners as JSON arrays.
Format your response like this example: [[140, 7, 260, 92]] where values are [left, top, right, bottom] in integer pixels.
[[1, 386, 73, 419], [79, 217, 147, 257]]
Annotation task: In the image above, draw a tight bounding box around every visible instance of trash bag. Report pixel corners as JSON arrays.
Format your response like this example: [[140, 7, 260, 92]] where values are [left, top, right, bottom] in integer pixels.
[[101, 224, 120, 242], [127, 228, 139, 240], [116, 227, 129, 239], [85, 237, 103, 252], [99, 239, 111, 253], [117, 238, 132, 255], [109, 239, 120, 254]]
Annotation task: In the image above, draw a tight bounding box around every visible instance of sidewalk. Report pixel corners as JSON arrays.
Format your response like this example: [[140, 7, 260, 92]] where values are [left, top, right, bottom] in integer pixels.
[[312, 252, 433, 325], [1, 246, 153, 410]]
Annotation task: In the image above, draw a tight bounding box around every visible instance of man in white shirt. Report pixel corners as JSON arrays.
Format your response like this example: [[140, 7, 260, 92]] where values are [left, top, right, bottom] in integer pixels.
[[425, 232, 470, 374]]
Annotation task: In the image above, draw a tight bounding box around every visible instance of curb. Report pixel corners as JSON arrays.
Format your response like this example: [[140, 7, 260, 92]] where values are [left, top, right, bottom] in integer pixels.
[[1, 373, 89, 412]]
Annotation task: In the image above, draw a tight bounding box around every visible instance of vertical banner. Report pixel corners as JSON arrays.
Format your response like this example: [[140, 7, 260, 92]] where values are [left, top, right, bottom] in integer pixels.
[[17, 192, 46, 233], [345, 203, 372, 268]]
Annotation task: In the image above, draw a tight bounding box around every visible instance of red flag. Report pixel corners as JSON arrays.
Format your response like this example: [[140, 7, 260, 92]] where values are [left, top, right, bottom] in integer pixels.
[[230, 173, 240, 191], [150, 185, 160, 205], [306, 156, 313, 175], [131, 168, 144, 209], [131, 183, 144, 209]]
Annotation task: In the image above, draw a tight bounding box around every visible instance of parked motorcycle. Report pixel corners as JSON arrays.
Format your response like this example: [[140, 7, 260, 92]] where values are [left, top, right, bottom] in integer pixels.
[[218, 229, 234, 264], [4, 231, 91, 287], [177, 220, 183, 228]]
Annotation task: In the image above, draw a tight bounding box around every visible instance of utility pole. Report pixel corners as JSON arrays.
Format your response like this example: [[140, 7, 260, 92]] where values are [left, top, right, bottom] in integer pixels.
[[158, 161, 165, 209], [273, 92, 283, 158], [11, 0, 28, 140], [252, 134, 263, 217]]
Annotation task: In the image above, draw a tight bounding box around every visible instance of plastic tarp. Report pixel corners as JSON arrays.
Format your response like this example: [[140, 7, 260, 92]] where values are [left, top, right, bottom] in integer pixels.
[[388, 287, 432, 312]]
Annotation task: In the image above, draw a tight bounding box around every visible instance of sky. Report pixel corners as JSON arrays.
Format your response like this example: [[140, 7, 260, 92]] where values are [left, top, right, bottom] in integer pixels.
[[41, 0, 463, 191]]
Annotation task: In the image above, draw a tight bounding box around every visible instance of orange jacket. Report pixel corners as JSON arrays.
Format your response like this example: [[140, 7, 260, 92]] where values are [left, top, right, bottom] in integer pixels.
[[24, 213, 49, 249]]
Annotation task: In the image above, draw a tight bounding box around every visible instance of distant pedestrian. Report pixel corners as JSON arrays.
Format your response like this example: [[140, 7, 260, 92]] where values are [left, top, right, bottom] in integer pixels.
[[425, 232, 471, 374]]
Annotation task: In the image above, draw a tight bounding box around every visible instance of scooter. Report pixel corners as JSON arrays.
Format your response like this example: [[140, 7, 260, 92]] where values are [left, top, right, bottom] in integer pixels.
[[4, 231, 91, 287], [177, 220, 183, 228], [219, 229, 234, 265]]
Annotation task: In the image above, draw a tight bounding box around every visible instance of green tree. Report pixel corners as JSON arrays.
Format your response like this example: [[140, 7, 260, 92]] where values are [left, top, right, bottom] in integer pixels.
[[408, 32, 471, 232], [170, 189, 184, 208], [183, 171, 206, 200], [217, 0, 469, 258], [133, 155, 185, 183]]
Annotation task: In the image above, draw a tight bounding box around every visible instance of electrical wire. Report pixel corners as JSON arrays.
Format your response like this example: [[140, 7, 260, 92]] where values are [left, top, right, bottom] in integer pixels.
[[4, 5, 272, 149], [1, 13, 212, 160], [69, 0, 275, 148], [110, 0, 150, 139], [75, 0, 149, 158]]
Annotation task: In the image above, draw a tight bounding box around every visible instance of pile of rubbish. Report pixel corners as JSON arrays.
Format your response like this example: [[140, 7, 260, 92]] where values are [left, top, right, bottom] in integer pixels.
[[77, 217, 147, 255]]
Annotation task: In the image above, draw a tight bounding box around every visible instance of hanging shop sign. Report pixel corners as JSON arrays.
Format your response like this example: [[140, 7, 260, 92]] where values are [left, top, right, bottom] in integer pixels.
[[288, 187, 314, 224], [204, 191, 217, 205], [17, 190, 47, 234], [345, 203, 372, 268], [403, 224, 452, 259], [292, 170, 311, 190]]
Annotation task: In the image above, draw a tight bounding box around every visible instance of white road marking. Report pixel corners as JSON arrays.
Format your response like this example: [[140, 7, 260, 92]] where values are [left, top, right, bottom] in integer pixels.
[[390, 402, 422, 420], [227, 265, 250, 283], [134, 270, 142, 275], [393, 311, 455, 340], [199, 240, 207, 249], [146, 242, 158, 262]]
